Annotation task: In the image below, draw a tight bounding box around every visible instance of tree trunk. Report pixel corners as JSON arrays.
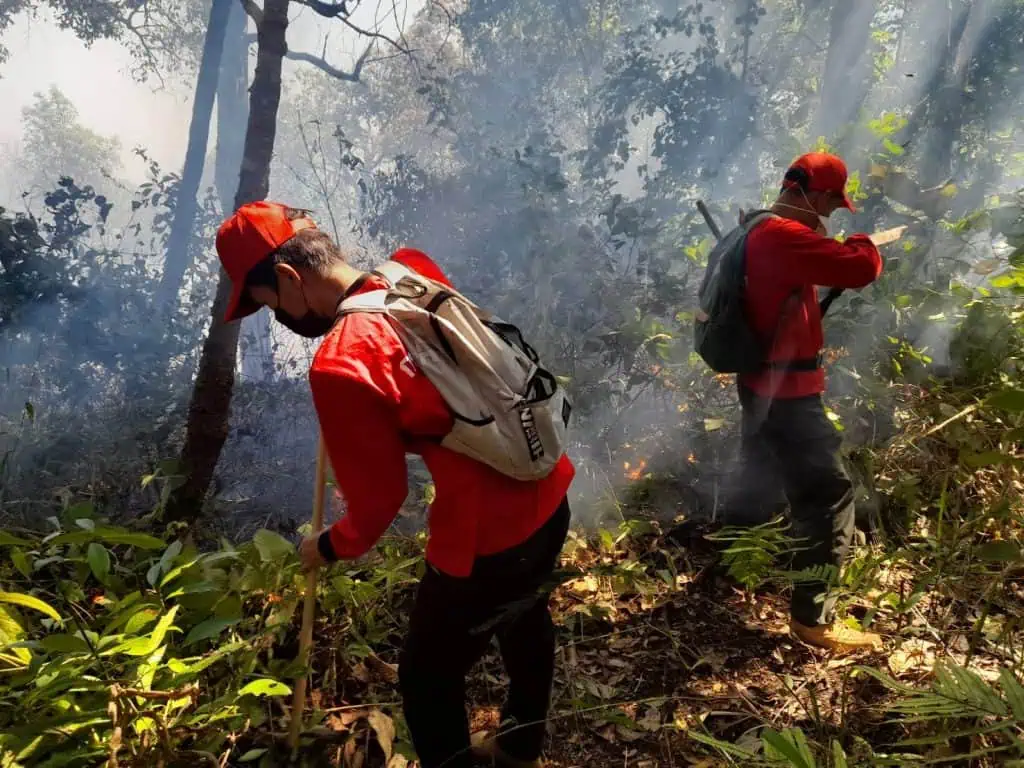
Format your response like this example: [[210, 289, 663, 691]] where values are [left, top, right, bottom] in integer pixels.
[[214, 0, 276, 383], [816, 0, 876, 143], [156, 0, 233, 309], [214, 0, 248, 211], [167, 0, 291, 522]]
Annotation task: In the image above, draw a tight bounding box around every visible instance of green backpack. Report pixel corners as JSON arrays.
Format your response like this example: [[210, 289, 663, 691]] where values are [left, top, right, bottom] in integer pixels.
[[694, 210, 777, 374]]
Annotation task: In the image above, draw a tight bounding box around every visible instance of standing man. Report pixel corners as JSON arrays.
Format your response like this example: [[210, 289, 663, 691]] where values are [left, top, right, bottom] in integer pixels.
[[731, 153, 885, 652], [216, 201, 574, 768]]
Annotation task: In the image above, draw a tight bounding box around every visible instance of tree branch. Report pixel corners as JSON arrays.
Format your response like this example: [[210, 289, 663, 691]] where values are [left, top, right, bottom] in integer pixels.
[[238, 0, 264, 25], [285, 42, 374, 81], [292, 0, 411, 53], [294, 0, 350, 18]]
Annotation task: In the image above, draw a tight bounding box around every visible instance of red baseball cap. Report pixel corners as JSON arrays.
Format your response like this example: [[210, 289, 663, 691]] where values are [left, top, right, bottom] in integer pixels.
[[783, 152, 856, 212], [215, 201, 317, 322]]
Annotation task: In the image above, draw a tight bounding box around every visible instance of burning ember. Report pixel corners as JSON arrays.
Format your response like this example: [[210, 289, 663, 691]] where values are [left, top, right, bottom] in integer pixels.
[[624, 459, 648, 480]]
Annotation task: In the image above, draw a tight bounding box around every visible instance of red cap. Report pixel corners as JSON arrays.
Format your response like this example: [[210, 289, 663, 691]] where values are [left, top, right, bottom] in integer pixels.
[[215, 201, 316, 322], [783, 152, 856, 212]]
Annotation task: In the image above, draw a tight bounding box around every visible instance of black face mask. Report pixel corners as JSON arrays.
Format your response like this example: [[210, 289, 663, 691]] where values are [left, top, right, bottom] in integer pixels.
[[274, 308, 335, 339]]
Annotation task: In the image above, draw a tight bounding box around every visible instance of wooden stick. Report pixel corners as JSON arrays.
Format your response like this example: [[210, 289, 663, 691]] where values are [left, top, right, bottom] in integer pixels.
[[696, 199, 723, 241], [289, 434, 328, 757]]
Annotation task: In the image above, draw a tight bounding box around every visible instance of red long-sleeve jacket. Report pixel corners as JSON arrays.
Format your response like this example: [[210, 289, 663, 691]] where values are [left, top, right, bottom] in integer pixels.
[[739, 217, 882, 399], [309, 248, 575, 577]]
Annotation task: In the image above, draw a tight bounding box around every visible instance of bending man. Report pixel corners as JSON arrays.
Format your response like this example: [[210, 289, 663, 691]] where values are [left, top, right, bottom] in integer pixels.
[[216, 202, 574, 767]]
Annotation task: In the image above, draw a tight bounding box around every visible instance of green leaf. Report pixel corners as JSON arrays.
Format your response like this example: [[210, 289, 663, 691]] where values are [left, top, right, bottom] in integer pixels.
[[104, 605, 179, 657], [831, 740, 848, 768], [962, 451, 1020, 468], [239, 749, 268, 762], [761, 728, 813, 768], [882, 138, 905, 156], [0, 591, 62, 623], [86, 543, 111, 584], [253, 529, 294, 561], [237, 678, 291, 698], [985, 389, 1024, 412], [976, 540, 1023, 562], [38, 633, 91, 654], [0, 531, 32, 547], [0, 605, 28, 665], [46, 526, 165, 550], [10, 548, 32, 579], [183, 617, 241, 646], [124, 608, 160, 636]]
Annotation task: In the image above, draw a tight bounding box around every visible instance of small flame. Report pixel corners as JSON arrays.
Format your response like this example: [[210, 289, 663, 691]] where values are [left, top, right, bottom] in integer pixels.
[[626, 459, 647, 480]]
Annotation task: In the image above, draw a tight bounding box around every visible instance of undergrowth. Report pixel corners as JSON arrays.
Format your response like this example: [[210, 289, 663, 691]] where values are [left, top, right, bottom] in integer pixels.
[[2, 381, 1023, 767]]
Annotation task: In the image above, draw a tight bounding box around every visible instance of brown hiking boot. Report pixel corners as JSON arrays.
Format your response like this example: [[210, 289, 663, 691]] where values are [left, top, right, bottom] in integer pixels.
[[470, 732, 544, 767], [791, 619, 883, 654]]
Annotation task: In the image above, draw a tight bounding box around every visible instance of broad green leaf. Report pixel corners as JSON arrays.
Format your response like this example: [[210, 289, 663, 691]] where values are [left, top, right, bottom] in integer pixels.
[[183, 617, 241, 646], [160, 556, 203, 588], [165, 582, 222, 600], [166, 641, 247, 676], [86, 543, 111, 584], [976, 540, 1023, 562], [124, 608, 160, 636], [104, 605, 179, 657], [0, 531, 31, 547], [38, 634, 91, 654], [0, 605, 30, 666], [239, 749, 268, 762], [0, 591, 62, 623], [986, 389, 1024, 412], [237, 678, 291, 698], [46, 526, 165, 550], [10, 548, 32, 579], [253, 529, 294, 561]]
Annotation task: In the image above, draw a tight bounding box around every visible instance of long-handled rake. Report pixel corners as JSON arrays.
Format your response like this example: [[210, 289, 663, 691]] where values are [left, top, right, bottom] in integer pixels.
[[289, 434, 328, 757]]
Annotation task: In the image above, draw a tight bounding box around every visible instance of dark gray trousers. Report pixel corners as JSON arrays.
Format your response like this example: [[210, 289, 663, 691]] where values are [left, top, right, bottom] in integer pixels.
[[728, 385, 855, 627]]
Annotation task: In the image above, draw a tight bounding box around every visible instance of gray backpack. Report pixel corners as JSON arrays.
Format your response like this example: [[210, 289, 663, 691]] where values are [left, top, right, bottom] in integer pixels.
[[338, 262, 571, 481], [694, 210, 777, 374]]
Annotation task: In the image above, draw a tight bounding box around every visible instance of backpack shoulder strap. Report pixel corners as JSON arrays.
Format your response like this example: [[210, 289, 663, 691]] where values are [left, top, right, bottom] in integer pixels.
[[371, 260, 415, 286], [740, 209, 777, 231], [337, 288, 389, 316]]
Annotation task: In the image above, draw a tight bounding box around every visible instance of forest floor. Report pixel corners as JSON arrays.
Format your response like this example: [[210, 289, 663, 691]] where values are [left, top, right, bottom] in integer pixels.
[[296, 510, 1012, 768]]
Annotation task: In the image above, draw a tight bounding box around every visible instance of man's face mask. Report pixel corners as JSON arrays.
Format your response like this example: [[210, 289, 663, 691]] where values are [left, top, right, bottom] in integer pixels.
[[273, 307, 334, 338], [271, 273, 335, 338]]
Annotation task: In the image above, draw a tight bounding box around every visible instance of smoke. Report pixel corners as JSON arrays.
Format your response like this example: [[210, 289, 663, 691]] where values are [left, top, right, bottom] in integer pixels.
[[1, 0, 1022, 536]]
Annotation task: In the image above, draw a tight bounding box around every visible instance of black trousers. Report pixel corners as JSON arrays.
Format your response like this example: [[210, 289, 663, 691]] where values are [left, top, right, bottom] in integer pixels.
[[399, 499, 571, 768], [727, 386, 855, 627]]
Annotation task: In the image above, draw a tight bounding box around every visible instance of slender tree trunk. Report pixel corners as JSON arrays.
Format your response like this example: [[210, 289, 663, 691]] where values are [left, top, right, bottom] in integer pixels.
[[167, 0, 291, 522], [214, 0, 276, 383], [156, 0, 233, 309], [214, 0, 248, 211]]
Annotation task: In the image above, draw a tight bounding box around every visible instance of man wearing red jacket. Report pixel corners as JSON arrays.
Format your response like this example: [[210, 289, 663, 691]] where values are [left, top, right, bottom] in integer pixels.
[[216, 202, 575, 768], [730, 153, 884, 653]]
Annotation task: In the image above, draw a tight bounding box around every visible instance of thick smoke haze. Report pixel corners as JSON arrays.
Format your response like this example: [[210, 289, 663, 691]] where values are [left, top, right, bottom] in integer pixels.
[[0, 0, 1021, 535]]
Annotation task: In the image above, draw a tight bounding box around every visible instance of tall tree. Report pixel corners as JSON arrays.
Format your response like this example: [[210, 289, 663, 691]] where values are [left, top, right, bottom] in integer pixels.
[[167, 0, 291, 522], [156, 0, 235, 309], [215, 0, 276, 383], [166, 0, 414, 521]]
